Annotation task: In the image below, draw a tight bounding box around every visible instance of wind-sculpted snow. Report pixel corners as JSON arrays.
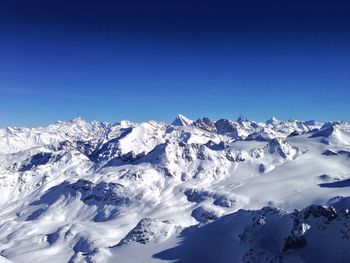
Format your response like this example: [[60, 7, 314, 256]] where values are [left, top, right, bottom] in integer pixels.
[[0, 115, 350, 262], [25, 179, 138, 222]]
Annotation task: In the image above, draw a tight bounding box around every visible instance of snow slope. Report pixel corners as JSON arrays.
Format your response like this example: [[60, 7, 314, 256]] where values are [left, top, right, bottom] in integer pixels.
[[0, 115, 349, 262]]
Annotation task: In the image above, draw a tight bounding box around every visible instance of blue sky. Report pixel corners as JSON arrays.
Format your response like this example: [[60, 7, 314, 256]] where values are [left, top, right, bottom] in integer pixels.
[[1, 1, 350, 127]]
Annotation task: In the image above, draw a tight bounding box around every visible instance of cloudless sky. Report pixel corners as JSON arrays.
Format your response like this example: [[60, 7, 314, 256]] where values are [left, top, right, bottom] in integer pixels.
[[1, 0, 350, 127]]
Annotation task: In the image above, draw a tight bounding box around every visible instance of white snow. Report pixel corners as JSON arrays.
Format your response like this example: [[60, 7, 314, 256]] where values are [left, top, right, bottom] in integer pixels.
[[0, 116, 349, 262]]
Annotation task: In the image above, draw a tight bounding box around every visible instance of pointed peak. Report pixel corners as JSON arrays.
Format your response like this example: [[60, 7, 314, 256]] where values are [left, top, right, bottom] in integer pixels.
[[266, 116, 280, 125], [310, 122, 337, 138], [193, 117, 217, 132], [265, 138, 295, 159], [65, 117, 91, 127], [172, 114, 193, 126], [195, 117, 212, 123], [237, 115, 249, 122]]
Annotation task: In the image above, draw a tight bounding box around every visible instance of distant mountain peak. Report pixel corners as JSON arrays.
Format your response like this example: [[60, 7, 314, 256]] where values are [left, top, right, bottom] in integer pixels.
[[265, 138, 297, 159], [266, 117, 280, 125], [310, 122, 336, 138], [1, 116, 350, 262], [237, 115, 249, 122], [193, 117, 217, 132], [54, 116, 86, 126], [172, 114, 193, 126], [71, 116, 84, 122]]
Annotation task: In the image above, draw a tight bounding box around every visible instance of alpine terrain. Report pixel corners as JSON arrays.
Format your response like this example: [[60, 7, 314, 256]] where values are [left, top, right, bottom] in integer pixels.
[[1, 115, 350, 263]]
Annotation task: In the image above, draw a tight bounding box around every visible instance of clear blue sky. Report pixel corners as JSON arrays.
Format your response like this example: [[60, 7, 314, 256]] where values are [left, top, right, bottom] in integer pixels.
[[1, 0, 350, 127]]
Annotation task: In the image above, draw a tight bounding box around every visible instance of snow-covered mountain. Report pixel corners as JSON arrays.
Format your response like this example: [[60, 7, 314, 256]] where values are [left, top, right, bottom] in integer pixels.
[[0, 115, 350, 262]]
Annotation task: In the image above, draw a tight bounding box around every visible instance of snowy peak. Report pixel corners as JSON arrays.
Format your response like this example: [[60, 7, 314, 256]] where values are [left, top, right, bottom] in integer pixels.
[[310, 122, 336, 138], [246, 127, 279, 142], [193, 117, 217, 132], [264, 138, 298, 159], [266, 116, 280, 125], [237, 115, 249, 123], [310, 122, 350, 146], [171, 114, 193, 126], [0, 117, 110, 155], [1, 116, 350, 262], [90, 121, 166, 162], [215, 119, 237, 135]]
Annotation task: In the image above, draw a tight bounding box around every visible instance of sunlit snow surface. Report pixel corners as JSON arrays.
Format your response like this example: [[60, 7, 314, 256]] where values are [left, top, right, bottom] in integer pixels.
[[0, 116, 350, 262]]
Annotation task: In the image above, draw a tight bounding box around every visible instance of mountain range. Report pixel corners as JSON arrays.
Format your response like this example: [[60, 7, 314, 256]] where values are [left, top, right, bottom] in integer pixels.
[[0, 115, 350, 263]]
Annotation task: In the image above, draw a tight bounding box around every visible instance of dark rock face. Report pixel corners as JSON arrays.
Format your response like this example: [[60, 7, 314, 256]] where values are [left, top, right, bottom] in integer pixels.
[[117, 218, 181, 246], [171, 114, 192, 126], [71, 179, 132, 206], [310, 122, 335, 138], [225, 150, 247, 162], [237, 115, 249, 122], [119, 151, 145, 162], [193, 117, 217, 133], [303, 205, 337, 221], [20, 152, 52, 172], [283, 205, 340, 252], [213, 196, 235, 208], [246, 132, 271, 142], [191, 206, 219, 223], [118, 218, 159, 245], [152, 203, 350, 263], [288, 130, 302, 137], [283, 234, 307, 251], [184, 188, 236, 208], [265, 138, 294, 159], [184, 189, 212, 203], [89, 128, 132, 162], [215, 119, 239, 137], [205, 140, 226, 150], [75, 140, 99, 157], [322, 150, 338, 156]]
